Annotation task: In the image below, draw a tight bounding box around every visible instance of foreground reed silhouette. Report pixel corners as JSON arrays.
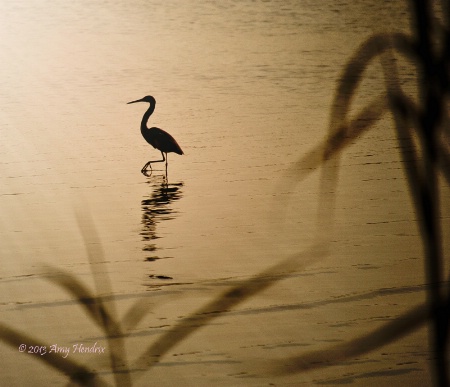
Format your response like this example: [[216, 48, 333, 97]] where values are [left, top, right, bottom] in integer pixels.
[[0, 0, 448, 385], [0, 210, 326, 386], [275, 0, 449, 384]]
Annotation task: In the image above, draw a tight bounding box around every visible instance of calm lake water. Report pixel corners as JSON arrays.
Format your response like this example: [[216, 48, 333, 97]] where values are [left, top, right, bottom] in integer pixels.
[[0, 0, 448, 385]]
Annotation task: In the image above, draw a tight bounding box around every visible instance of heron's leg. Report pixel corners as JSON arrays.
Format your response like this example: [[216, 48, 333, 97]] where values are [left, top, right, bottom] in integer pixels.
[[141, 152, 166, 172], [141, 161, 152, 173], [164, 153, 168, 176]]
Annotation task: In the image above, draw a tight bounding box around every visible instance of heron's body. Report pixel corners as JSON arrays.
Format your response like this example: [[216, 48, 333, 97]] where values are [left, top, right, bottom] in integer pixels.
[[143, 127, 183, 156], [128, 95, 183, 174]]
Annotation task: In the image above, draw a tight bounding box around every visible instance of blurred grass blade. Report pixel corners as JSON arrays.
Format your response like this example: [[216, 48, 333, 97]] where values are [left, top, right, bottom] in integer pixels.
[[132, 244, 327, 377], [75, 210, 114, 303], [76, 209, 132, 387], [121, 298, 155, 332], [42, 265, 117, 331], [43, 265, 131, 386], [270, 301, 430, 375], [281, 94, 387, 192], [438, 130, 450, 183]]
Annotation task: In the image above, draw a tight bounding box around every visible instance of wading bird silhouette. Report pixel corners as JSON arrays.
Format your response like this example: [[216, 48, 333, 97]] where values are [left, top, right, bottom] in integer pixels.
[[128, 95, 183, 175]]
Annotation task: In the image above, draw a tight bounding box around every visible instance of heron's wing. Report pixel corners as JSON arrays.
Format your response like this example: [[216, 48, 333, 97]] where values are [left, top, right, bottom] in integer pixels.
[[147, 127, 183, 155]]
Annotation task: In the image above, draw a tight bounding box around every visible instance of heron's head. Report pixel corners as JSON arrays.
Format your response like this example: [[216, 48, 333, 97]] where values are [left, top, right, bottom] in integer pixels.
[[127, 95, 156, 105]]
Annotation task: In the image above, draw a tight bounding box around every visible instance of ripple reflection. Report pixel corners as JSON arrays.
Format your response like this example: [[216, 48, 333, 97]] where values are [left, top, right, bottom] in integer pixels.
[[140, 177, 184, 263]]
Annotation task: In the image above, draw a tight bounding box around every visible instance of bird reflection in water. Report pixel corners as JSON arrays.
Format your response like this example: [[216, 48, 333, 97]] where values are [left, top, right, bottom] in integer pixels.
[[140, 176, 183, 266]]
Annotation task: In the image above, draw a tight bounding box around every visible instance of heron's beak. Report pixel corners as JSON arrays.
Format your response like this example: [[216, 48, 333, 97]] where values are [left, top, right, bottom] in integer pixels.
[[127, 98, 144, 104]]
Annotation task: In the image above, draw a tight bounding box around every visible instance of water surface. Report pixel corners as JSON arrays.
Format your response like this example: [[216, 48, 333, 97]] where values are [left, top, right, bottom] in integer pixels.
[[0, 1, 447, 386]]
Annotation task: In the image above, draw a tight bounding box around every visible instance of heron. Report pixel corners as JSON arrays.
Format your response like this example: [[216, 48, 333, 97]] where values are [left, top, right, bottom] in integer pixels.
[[127, 95, 183, 175]]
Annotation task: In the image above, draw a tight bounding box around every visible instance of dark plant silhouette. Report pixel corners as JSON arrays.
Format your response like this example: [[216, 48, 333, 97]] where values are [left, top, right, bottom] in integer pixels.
[[272, 0, 449, 385]]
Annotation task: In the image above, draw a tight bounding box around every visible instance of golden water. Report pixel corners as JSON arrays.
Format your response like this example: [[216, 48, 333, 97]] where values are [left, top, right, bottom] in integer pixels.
[[0, 1, 448, 385]]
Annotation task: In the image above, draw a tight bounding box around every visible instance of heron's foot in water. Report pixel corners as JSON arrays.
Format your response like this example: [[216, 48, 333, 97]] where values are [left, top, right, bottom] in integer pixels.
[[141, 161, 153, 176], [142, 169, 153, 177]]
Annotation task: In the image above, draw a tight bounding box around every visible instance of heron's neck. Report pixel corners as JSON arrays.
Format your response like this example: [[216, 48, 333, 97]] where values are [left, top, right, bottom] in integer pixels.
[[141, 102, 155, 131]]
